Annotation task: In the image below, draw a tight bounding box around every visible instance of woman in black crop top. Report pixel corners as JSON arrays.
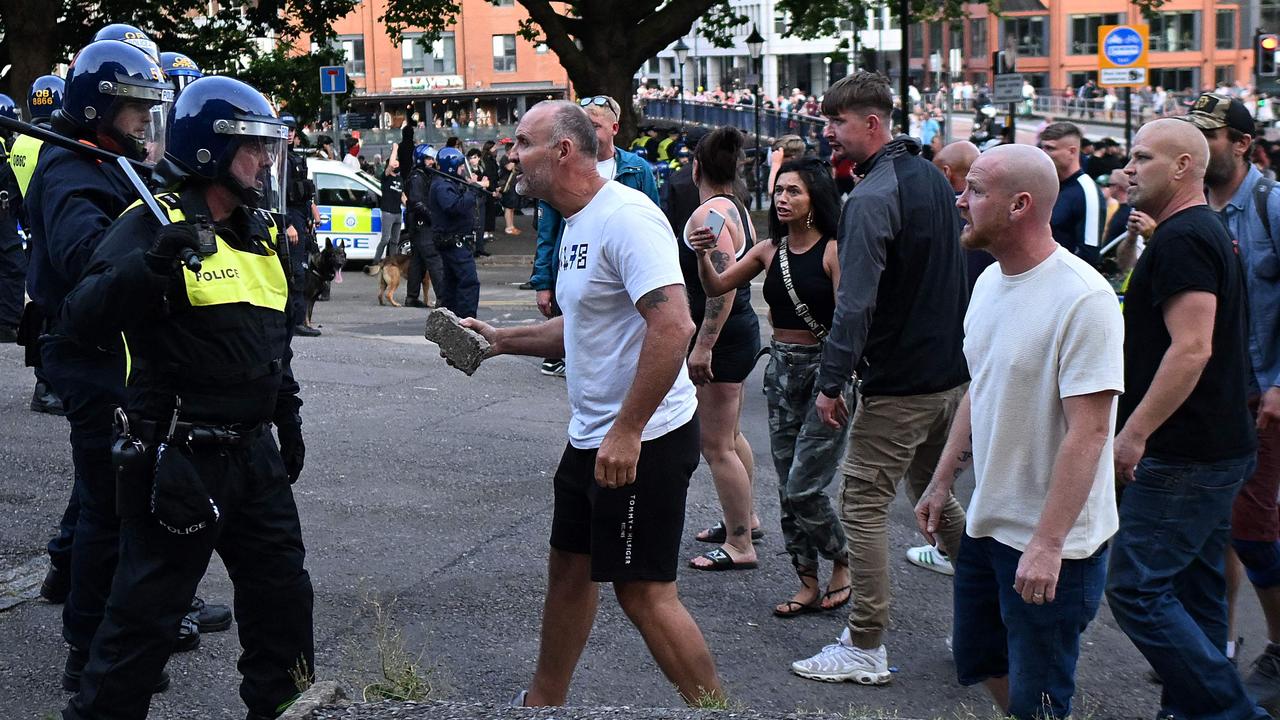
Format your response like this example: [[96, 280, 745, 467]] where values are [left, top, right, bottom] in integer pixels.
[[682, 127, 763, 574], [690, 158, 856, 617]]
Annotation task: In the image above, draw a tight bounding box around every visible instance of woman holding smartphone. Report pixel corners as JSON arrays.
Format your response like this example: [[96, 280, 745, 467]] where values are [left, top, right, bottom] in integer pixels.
[[680, 127, 763, 572], [689, 157, 852, 616]]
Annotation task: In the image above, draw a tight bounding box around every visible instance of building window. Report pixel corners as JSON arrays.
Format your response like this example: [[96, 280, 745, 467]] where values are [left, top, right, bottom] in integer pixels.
[[1216, 65, 1235, 87], [1068, 14, 1122, 55], [909, 24, 923, 58], [336, 35, 365, 76], [774, 9, 788, 35], [1001, 16, 1048, 57], [949, 22, 963, 52], [1150, 12, 1200, 53], [928, 22, 942, 53], [536, 43, 549, 54], [1149, 66, 1199, 93], [493, 34, 517, 72], [970, 18, 987, 54], [1216, 10, 1236, 50], [402, 32, 456, 75], [492, 0, 514, 6], [1067, 71, 1096, 91]]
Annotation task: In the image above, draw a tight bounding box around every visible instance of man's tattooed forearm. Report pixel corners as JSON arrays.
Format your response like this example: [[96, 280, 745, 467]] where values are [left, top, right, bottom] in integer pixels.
[[639, 288, 669, 310], [958, 450, 973, 463]]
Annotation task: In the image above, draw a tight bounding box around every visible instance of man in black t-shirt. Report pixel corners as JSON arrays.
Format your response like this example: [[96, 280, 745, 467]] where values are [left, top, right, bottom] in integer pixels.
[[1105, 118, 1267, 720], [370, 158, 405, 269]]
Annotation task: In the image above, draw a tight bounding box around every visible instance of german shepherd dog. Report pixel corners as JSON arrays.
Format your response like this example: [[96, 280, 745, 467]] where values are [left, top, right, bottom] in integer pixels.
[[377, 252, 416, 307], [304, 239, 347, 328]]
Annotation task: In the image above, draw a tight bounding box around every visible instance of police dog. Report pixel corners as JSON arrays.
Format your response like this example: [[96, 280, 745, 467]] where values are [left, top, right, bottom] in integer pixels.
[[376, 252, 415, 307], [304, 239, 347, 328]]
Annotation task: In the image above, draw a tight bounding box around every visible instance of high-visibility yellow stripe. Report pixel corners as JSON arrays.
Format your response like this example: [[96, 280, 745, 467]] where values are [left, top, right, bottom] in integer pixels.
[[10, 135, 43, 197], [122, 196, 287, 312]]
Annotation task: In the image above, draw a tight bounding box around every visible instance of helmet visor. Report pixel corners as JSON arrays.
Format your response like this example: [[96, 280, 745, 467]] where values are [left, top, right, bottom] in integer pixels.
[[144, 100, 170, 163], [219, 119, 290, 217]]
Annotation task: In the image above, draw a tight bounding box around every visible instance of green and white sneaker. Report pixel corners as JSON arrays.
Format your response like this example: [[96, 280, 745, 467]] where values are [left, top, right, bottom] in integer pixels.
[[905, 544, 955, 576]]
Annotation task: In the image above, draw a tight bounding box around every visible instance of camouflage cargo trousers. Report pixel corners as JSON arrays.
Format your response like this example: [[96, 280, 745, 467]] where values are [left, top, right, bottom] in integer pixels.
[[762, 340, 854, 569]]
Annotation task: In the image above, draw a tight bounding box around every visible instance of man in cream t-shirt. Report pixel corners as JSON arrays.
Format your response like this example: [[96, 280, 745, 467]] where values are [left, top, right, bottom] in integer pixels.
[[916, 144, 1123, 720], [460, 101, 720, 707]]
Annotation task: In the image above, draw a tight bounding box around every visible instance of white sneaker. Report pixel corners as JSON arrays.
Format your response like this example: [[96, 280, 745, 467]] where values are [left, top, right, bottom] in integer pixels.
[[790, 630, 891, 685], [905, 544, 955, 576]]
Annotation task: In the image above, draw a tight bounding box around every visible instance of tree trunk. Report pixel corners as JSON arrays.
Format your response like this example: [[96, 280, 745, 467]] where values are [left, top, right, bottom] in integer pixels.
[[0, 0, 60, 118], [518, 0, 720, 148]]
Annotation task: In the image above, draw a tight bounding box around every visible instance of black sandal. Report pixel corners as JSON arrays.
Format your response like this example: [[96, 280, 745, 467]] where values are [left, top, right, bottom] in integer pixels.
[[774, 564, 821, 617], [694, 521, 764, 544]]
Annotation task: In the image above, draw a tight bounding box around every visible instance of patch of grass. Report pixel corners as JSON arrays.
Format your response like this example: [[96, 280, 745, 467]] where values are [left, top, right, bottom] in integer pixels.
[[689, 686, 730, 710], [289, 654, 314, 695], [359, 592, 437, 703]]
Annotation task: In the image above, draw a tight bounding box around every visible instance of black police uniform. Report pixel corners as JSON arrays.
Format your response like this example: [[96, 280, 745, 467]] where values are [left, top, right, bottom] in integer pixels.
[[404, 162, 446, 305], [284, 147, 314, 327], [59, 189, 313, 720], [25, 141, 134, 653], [428, 176, 481, 319], [0, 137, 24, 339]]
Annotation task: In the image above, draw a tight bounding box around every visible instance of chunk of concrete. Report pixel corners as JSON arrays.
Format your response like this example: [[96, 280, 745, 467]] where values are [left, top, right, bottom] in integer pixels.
[[424, 308, 491, 376]]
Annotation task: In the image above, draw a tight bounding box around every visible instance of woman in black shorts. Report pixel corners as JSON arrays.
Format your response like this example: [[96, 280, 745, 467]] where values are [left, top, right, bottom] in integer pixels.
[[680, 127, 763, 572], [689, 158, 853, 615]]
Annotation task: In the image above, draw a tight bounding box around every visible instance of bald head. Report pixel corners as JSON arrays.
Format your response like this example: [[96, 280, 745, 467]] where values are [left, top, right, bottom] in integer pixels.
[[934, 141, 979, 192], [974, 144, 1060, 224], [1126, 117, 1210, 215], [956, 144, 1060, 256]]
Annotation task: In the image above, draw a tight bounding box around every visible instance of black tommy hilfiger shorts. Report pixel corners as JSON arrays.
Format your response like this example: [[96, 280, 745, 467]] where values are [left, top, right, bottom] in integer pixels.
[[549, 418, 700, 582]]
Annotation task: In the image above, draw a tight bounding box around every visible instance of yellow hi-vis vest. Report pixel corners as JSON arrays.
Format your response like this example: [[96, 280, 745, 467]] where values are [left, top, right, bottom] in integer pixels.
[[10, 134, 43, 197], [127, 194, 287, 313]]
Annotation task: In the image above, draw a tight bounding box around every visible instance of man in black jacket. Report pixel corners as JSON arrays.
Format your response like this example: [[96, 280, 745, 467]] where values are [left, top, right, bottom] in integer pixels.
[[791, 71, 969, 685]]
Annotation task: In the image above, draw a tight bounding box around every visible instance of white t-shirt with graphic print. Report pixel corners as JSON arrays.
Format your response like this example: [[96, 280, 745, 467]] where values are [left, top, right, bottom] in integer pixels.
[[555, 181, 697, 449]]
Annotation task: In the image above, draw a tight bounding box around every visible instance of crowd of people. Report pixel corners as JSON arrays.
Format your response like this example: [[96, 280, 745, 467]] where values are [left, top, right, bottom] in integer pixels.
[[8, 19, 1280, 718], [466, 72, 1280, 720]]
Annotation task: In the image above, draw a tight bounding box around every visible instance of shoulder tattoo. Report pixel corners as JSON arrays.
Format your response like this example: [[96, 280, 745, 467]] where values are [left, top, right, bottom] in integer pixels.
[[638, 287, 669, 310]]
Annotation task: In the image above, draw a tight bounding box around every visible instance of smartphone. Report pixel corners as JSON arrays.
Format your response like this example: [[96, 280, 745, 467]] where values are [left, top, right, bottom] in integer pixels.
[[705, 209, 727, 240]]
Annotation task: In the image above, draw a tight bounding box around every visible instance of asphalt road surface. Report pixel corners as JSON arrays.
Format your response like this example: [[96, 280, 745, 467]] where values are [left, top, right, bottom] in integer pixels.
[[0, 261, 1267, 720]]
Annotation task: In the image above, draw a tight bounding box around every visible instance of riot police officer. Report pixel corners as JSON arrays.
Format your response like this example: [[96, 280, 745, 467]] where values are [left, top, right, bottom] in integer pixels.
[[0, 93, 24, 343], [93, 23, 160, 61], [282, 113, 319, 336], [15, 75, 67, 421], [59, 75, 313, 720], [24, 39, 198, 691], [159, 51, 202, 95], [403, 143, 446, 308], [427, 146, 480, 318]]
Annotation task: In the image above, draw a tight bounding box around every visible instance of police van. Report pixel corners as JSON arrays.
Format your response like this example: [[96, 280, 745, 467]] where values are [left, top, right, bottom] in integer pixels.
[[307, 157, 396, 262]]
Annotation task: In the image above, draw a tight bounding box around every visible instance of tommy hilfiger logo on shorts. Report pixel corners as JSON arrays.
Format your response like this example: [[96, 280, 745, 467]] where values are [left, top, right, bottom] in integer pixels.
[[620, 492, 637, 565], [560, 242, 590, 271]]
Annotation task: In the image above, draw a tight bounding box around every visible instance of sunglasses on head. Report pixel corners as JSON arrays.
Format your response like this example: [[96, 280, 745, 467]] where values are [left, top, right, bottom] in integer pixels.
[[579, 96, 619, 115]]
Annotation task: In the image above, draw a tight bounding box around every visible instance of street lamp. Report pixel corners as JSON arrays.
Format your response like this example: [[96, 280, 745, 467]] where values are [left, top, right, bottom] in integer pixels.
[[673, 37, 690, 125], [746, 24, 765, 209]]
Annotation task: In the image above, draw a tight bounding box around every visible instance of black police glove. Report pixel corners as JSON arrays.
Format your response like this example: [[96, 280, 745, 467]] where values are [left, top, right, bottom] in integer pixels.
[[145, 222, 202, 275], [276, 422, 305, 484]]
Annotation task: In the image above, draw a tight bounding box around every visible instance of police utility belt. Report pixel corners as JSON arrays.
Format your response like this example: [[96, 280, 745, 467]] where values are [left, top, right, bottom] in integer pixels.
[[433, 231, 473, 250], [112, 400, 265, 537]]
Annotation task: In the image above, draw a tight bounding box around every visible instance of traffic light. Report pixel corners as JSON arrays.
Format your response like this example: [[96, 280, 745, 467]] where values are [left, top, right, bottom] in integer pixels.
[[1259, 33, 1280, 94]]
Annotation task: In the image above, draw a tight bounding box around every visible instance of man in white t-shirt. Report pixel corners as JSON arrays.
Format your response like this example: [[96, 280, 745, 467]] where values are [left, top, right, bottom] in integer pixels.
[[460, 100, 721, 707], [915, 144, 1124, 720]]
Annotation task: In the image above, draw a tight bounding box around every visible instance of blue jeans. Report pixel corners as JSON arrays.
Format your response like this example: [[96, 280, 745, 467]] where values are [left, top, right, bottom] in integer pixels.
[[952, 534, 1107, 719], [1106, 455, 1269, 720]]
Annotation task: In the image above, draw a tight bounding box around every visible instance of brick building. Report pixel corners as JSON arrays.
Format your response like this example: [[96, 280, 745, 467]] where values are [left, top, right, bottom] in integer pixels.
[[311, 0, 571, 134], [910, 0, 1254, 95]]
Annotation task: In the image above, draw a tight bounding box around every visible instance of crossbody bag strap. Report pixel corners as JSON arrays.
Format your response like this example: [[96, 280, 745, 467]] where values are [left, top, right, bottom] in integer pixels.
[[778, 237, 828, 341]]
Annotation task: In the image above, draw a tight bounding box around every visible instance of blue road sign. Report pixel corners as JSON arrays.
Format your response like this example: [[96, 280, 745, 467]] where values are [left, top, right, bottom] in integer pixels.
[[319, 65, 347, 95], [1102, 27, 1144, 66]]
